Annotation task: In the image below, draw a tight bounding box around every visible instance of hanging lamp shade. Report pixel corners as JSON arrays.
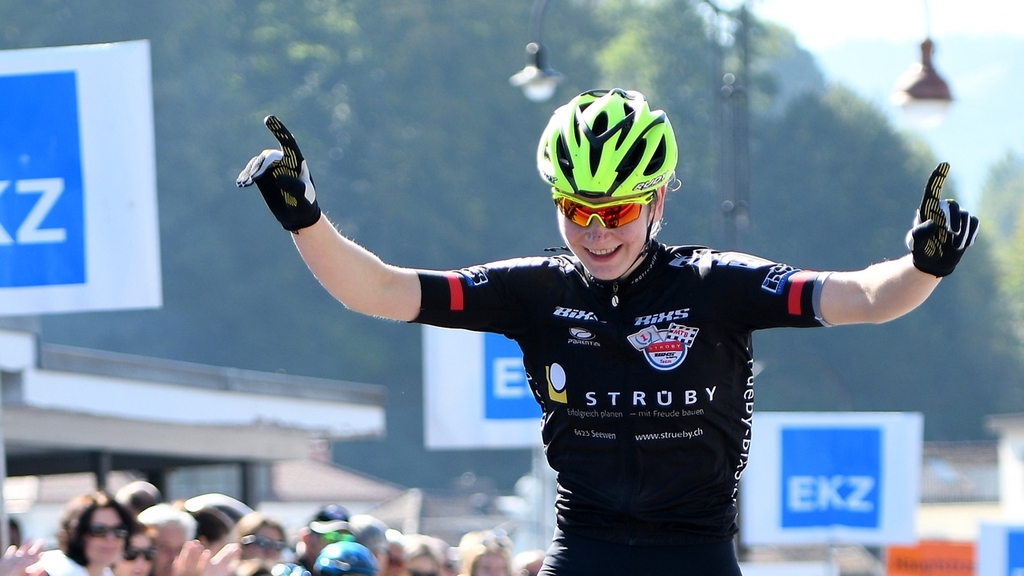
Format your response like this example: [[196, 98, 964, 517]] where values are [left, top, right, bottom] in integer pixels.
[[510, 42, 564, 102], [892, 38, 953, 128]]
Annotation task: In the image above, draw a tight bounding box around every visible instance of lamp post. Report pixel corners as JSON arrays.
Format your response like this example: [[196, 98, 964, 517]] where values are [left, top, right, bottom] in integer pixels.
[[705, 1, 751, 251], [509, 0, 565, 102], [891, 0, 953, 128]]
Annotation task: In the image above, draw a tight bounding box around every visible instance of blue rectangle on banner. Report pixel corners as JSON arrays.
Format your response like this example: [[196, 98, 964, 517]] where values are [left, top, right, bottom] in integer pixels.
[[483, 332, 540, 419], [1008, 530, 1024, 575], [0, 71, 85, 287], [781, 427, 881, 528]]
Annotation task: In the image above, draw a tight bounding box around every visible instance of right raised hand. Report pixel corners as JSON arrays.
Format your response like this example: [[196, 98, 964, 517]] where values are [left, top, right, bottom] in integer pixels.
[[906, 162, 980, 278], [236, 115, 322, 233]]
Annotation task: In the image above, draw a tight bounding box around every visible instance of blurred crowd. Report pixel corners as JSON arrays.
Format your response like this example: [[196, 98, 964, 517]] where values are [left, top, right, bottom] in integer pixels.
[[0, 483, 545, 576]]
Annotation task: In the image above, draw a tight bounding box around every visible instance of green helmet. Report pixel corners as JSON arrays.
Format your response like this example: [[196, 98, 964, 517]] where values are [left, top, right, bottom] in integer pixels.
[[537, 88, 677, 200]]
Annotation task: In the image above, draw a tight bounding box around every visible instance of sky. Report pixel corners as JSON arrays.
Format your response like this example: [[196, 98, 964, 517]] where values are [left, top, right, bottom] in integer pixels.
[[751, 0, 1024, 52], [744, 0, 1024, 211]]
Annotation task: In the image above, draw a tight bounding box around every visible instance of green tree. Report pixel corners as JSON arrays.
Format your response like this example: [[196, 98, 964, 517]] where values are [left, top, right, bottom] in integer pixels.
[[979, 152, 1024, 352], [979, 152, 1024, 242]]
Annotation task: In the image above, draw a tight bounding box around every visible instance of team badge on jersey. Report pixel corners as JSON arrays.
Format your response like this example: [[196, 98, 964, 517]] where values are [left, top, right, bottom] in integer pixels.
[[627, 323, 699, 371]]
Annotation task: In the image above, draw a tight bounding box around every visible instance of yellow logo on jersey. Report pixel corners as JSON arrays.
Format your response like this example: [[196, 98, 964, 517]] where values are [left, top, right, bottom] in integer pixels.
[[547, 363, 567, 403]]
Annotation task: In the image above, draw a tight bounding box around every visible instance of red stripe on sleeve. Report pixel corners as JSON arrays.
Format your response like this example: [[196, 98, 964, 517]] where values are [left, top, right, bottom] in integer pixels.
[[446, 274, 464, 311], [787, 273, 810, 316]]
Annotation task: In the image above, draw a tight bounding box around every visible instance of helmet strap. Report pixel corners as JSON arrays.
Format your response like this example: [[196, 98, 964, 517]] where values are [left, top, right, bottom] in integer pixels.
[[612, 199, 659, 282]]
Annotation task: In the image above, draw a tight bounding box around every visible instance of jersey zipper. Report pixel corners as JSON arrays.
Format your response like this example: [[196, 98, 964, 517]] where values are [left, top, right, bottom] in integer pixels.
[[612, 283, 641, 544]]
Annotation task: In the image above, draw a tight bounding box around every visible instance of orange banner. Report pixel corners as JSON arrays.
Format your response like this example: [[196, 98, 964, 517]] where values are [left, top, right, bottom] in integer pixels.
[[886, 541, 974, 576]]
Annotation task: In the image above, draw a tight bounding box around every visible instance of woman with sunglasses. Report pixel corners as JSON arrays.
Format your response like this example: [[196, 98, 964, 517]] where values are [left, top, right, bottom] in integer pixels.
[[36, 492, 135, 576], [233, 513, 287, 563], [112, 526, 156, 576], [238, 88, 978, 575]]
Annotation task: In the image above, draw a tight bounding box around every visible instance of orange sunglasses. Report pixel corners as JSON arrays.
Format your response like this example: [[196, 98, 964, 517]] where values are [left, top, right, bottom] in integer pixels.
[[553, 192, 656, 229]]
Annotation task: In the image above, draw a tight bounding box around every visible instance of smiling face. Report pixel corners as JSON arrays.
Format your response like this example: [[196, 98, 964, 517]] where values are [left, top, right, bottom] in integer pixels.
[[557, 188, 665, 281]]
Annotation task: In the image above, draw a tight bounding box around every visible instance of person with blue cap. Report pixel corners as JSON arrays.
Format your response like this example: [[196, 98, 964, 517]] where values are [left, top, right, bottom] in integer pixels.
[[316, 542, 378, 576], [296, 505, 352, 574]]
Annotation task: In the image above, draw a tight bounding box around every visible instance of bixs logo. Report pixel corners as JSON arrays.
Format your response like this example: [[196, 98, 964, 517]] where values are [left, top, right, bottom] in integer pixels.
[[0, 178, 67, 245], [634, 308, 689, 326], [553, 306, 599, 322]]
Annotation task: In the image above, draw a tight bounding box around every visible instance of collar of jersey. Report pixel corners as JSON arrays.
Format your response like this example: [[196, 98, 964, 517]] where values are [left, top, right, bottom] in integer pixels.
[[578, 241, 665, 294]]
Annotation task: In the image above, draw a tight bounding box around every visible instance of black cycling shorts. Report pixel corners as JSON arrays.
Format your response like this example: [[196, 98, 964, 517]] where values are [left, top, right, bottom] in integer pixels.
[[538, 529, 742, 576]]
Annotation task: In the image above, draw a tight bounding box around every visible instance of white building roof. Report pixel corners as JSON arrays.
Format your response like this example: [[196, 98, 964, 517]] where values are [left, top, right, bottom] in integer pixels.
[[0, 328, 387, 475]]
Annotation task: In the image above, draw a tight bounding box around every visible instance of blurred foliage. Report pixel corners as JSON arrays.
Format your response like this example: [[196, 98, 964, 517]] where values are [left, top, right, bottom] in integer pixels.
[[0, 0, 1015, 489], [979, 151, 1024, 243], [979, 152, 1024, 353]]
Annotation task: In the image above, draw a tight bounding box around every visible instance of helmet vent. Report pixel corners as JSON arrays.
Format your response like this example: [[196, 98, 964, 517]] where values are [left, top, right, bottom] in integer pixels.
[[620, 140, 647, 176], [589, 141, 602, 177], [592, 112, 609, 137], [615, 125, 629, 148], [644, 138, 667, 176], [555, 136, 572, 171]]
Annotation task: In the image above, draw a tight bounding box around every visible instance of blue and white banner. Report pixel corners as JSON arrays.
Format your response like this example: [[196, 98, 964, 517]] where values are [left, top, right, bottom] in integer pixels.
[[0, 40, 161, 315], [423, 325, 541, 449], [740, 412, 922, 545], [977, 522, 1024, 576]]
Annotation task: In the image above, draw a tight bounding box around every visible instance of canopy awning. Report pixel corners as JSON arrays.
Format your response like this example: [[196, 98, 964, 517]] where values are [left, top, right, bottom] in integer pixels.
[[0, 328, 387, 481]]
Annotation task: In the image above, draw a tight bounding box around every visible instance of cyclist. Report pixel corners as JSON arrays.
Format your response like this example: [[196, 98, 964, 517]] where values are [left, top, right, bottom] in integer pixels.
[[237, 88, 978, 576]]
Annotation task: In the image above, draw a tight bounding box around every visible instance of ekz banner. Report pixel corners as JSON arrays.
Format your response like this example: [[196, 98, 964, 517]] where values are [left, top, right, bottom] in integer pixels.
[[0, 40, 161, 315], [740, 411, 922, 546], [422, 325, 542, 449]]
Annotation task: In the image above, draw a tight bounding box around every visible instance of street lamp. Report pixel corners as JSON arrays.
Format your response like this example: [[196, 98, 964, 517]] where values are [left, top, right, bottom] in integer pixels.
[[703, 1, 751, 251], [891, 0, 953, 128], [509, 0, 564, 102]]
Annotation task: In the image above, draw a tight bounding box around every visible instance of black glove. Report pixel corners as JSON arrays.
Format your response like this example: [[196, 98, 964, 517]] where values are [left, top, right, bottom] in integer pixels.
[[236, 115, 322, 232], [905, 162, 980, 277]]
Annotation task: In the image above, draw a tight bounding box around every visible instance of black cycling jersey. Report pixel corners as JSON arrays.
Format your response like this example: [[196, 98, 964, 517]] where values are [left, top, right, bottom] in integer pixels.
[[414, 242, 828, 546]]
